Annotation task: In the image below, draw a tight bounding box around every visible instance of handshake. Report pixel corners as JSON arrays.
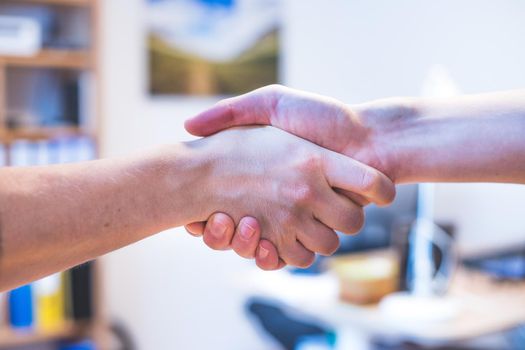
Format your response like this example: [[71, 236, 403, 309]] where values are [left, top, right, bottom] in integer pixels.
[[1, 85, 520, 291], [181, 85, 401, 270]]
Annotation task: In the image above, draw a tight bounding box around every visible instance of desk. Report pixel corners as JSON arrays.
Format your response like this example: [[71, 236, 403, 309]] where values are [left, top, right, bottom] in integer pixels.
[[250, 267, 525, 347]]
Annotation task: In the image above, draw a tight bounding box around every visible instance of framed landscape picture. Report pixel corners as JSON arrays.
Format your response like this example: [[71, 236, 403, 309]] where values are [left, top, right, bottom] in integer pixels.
[[147, 0, 280, 96]]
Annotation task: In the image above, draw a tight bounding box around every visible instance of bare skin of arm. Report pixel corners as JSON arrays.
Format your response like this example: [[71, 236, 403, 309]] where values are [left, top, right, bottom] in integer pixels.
[[0, 126, 394, 291], [188, 86, 525, 268], [0, 144, 198, 290], [353, 90, 525, 184]]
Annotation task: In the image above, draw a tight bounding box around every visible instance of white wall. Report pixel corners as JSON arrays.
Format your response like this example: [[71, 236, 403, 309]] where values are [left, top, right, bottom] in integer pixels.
[[283, 0, 525, 99], [99, 0, 525, 349]]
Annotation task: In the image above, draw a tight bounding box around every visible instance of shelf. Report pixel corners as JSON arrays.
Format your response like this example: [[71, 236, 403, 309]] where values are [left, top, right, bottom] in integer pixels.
[[0, 322, 86, 348], [0, 126, 90, 143], [0, 49, 92, 70], [0, 0, 93, 7]]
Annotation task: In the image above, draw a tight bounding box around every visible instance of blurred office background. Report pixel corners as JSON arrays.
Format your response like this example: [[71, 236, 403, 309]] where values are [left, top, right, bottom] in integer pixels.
[[1, 0, 525, 349]]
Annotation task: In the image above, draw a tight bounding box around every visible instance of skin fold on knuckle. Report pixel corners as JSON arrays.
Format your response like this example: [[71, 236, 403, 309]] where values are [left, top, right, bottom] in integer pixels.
[[290, 163, 323, 210], [277, 178, 316, 213], [317, 234, 340, 256], [341, 209, 365, 235], [357, 168, 381, 198], [296, 253, 316, 269], [292, 184, 317, 209], [283, 248, 315, 269], [298, 152, 324, 175], [273, 226, 304, 267], [214, 98, 236, 115]]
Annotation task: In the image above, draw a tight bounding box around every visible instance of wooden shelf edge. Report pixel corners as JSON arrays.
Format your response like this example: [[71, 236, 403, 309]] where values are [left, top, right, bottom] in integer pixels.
[[0, 126, 92, 143], [0, 322, 87, 348], [0, 0, 93, 7], [0, 49, 92, 70]]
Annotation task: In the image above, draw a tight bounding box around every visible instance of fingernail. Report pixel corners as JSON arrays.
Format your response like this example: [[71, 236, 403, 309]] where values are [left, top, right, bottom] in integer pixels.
[[258, 246, 269, 259], [210, 217, 227, 239], [239, 223, 255, 241]]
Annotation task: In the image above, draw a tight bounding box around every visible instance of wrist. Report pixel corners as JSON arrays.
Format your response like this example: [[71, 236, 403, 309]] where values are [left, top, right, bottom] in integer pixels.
[[351, 97, 421, 183], [146, 142, 215, 228]]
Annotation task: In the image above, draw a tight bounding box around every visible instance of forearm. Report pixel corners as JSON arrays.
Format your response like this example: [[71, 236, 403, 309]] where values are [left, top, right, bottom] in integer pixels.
[[0, 143, 207, 291], [358, 90, 525, 184]]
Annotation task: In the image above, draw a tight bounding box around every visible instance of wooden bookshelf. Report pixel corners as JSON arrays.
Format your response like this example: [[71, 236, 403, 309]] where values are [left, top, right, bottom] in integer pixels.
[[0, 0, 108, 348], [0, 49, 92, 70]]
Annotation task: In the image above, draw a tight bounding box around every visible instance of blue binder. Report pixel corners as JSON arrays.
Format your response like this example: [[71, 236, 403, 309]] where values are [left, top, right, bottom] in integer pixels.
[[8, 284, 34, 328]]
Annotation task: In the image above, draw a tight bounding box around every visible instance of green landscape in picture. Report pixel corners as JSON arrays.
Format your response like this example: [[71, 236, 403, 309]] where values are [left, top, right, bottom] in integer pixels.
[[148, 30, 279, 96]]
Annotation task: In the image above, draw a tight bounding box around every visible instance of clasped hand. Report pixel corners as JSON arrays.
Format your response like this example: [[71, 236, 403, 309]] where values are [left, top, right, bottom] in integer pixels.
[[184, 85, 396, 270]]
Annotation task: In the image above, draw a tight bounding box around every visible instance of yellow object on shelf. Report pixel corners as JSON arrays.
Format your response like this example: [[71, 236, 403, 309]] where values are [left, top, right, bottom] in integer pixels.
[[34, 273, 65, 331]]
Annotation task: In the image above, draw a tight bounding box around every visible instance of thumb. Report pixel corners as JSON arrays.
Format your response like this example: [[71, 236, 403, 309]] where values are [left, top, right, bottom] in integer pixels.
[[184, 88, 274, 136], [185, 222, 205, 237], [323, 151, 396, 206]]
